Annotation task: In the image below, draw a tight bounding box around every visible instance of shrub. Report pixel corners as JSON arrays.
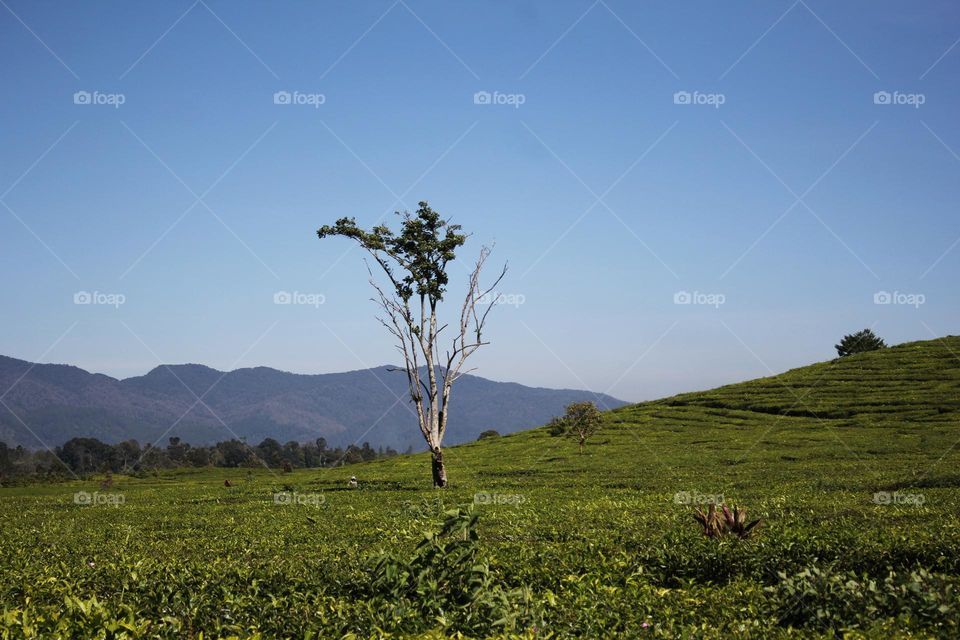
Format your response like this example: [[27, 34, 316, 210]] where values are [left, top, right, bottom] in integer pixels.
[[548, 401, 602, 454], [363, 505, 536, 635], [770, 566, 958, 632], [835, 329, 886, 357]]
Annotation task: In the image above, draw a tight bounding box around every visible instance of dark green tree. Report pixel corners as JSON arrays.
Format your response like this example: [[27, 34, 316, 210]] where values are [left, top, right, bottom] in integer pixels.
[[835, 329, 886, 357], [318, 202, 506, 487], [256, 438, 283, 467]]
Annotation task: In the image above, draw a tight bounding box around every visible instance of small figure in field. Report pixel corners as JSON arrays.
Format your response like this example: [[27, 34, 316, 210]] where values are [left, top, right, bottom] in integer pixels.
[[100, 472, 113, 490], [224, 479, 232, 487], [348, 476, 358, 488]]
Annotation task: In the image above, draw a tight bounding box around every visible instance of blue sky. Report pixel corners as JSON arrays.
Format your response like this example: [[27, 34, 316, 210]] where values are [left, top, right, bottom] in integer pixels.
[[1, 0, 958, 402]]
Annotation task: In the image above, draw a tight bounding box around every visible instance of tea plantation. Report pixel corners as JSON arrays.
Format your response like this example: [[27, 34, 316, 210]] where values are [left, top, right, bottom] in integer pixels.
[[2, 337, 960, 638]]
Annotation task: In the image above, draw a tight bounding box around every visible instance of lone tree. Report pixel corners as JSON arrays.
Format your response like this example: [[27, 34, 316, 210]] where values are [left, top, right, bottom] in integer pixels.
[[835, 328, 886, 357], [317, 202, 505, 488], [549, 401, 602, 454]]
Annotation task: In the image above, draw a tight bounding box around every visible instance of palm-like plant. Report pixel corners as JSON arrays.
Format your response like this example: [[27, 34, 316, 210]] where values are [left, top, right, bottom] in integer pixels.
[[719, 504, 762, 538], [693, 503, 762, 539]]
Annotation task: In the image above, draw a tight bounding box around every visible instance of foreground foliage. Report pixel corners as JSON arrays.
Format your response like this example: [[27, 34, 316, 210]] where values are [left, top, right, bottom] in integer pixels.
[[2, 336, 960, 637]]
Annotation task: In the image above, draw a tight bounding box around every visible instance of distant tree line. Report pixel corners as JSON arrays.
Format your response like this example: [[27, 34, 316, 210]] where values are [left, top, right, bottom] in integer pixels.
[[0, 436, 406, 482]]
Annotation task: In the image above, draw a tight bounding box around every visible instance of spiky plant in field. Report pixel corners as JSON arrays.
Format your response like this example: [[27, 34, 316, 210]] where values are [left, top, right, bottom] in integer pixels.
[[694, 503, 762, 539], [719, 504, 762, 538], [693, 503, 725, 538]]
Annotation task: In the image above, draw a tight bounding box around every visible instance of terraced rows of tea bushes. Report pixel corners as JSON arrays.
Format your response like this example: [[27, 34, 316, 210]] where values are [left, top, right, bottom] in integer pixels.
[[2, 337, 960, 637], [654, 336, 960, 426]]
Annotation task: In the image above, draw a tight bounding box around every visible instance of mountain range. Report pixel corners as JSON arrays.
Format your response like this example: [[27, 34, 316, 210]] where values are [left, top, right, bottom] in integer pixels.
[[0, 355, 625, 451]]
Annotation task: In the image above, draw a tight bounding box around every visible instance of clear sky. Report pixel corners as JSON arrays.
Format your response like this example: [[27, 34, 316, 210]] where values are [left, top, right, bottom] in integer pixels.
[[1, 0, 958, 402]]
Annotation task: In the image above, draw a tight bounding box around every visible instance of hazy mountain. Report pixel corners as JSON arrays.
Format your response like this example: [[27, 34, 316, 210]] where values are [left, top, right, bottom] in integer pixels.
[[0, 355, 626, 451]]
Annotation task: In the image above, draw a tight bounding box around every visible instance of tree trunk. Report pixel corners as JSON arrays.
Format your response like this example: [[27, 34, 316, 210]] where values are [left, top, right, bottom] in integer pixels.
[[431, 447, 448, 488]]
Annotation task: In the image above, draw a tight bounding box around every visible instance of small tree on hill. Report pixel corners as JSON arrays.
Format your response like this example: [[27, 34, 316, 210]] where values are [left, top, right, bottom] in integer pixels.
[[835, 329, 886, 357], [549, 401, 602, 454], [317, 202, 506, 488]]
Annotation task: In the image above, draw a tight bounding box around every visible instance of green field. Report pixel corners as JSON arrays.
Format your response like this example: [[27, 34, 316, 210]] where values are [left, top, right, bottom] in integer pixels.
[[2, 337, 960, 638]]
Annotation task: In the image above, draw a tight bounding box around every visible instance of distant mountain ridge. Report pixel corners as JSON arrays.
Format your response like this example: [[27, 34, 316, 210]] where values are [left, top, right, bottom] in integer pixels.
[[0, 355, 626, 451]]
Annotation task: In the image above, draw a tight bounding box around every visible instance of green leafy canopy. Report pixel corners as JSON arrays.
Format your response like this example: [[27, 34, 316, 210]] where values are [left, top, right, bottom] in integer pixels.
[[317, 201, 467, 303]]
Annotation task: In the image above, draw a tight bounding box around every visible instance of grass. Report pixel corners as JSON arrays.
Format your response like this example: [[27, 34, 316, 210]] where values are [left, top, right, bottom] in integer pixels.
[[2, 337, 960, 638]]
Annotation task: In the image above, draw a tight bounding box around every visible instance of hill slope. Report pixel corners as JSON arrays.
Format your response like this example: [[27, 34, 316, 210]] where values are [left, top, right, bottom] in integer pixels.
[[0, 356, 625, 450], [418, 335, 960, 487]]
